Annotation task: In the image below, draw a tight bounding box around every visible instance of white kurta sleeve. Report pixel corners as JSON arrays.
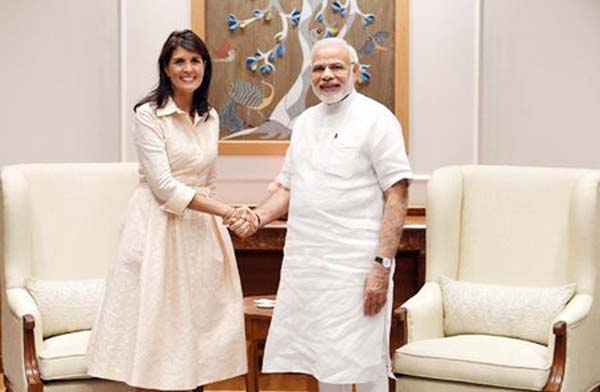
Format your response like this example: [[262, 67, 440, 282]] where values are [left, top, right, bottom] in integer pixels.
[[133, 107, 196, 215], [369, 110, 413, 191], [276, 114, 306, 188], [276, 146, 293, 189]]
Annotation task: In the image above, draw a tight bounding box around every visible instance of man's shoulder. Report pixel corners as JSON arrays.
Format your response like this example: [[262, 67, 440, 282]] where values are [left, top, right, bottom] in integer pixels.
[[294, 103, 322, 128], [300, 102, 322, 117], [355, 92, 394, 116]]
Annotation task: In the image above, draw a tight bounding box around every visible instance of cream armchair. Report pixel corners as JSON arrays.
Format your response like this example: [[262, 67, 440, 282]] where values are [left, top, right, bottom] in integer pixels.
[[394, 166, 600, 392], [1, 163, 139, 392]]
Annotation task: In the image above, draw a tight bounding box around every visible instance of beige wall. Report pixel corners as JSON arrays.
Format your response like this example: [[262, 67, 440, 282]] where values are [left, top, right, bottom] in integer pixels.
[[412, 0, 600, 169], [410, 0, 480, 172], [410, 0, 600, 204], [409, 0, 481, 203], [1, 1, 599, 206], [121, 0, 191, 160], [0, 0, 120, 164], [480, 0, 600, 167]]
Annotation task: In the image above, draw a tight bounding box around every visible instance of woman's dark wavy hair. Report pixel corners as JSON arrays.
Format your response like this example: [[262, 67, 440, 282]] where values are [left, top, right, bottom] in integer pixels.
[[134, 29, 212, 116]]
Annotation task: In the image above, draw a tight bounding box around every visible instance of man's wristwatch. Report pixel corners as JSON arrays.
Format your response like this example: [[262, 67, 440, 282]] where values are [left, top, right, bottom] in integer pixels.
[[374, 256, 393, 268]]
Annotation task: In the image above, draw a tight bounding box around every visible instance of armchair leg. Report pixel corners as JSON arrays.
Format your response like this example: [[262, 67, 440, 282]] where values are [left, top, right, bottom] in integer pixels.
[[393, 307, 408, 348], [543, 321, 567, 392], [23, 315, 43, 392]]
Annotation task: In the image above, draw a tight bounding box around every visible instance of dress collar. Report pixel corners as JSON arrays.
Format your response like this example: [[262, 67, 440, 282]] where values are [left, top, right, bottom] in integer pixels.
[[155, 96, 213, 125], [155, 97, 187, 117]]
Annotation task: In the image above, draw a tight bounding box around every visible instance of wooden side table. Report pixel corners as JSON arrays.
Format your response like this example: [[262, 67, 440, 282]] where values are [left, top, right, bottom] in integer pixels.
[[244, 295, 276, 392]]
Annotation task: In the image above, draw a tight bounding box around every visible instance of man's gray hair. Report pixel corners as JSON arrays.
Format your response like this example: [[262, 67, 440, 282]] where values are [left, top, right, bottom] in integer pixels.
[[311, 37, 359, 64]]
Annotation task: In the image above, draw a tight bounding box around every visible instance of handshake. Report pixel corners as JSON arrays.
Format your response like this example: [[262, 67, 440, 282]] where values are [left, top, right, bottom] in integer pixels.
[[224, 206, 261, 238]]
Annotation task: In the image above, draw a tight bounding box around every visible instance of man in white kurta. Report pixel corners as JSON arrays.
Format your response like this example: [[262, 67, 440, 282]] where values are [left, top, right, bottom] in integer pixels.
[[232, 38, 412, 392]]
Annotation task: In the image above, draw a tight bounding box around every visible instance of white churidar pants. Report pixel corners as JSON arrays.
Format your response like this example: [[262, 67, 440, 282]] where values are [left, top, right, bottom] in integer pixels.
[[318, 377, 388, 392]]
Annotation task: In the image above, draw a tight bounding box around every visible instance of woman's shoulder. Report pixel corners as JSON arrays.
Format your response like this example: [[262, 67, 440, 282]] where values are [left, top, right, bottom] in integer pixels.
[[132, 102, 162, 134], [135, 101, 158, 117], [134, 102, 163, 129]]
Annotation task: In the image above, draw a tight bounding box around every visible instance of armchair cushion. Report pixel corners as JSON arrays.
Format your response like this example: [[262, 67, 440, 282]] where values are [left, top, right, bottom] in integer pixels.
[[26, 278, 105, 338], [440, 276, 575, 344], [394, 334, 550, 391], [39, 330, 91, 381]]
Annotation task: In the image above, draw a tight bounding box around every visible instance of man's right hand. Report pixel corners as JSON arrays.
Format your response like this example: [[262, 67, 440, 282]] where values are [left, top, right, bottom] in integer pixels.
[[226, 206, 259, 238]]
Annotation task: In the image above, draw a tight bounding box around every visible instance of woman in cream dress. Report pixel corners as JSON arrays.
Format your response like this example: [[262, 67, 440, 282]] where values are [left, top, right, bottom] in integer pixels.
[[87, 30, 248, 391]]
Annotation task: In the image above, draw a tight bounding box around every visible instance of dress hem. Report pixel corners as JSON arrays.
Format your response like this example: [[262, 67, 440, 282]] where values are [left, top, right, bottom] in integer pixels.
[[261, 366, 389, 384], [87, 367, 247, 391]]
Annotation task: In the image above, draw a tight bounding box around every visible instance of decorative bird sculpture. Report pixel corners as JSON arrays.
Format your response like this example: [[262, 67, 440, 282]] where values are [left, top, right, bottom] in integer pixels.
[[212, 38, 236, 62], [219, 80, 276, 137], [357, 31, 390, 55], [227, 80, 275, 116]]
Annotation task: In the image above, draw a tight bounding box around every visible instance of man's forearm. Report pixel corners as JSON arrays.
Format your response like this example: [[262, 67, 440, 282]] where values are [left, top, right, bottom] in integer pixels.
[[254, 186, 291, 226], [377, 179, 409, 258]]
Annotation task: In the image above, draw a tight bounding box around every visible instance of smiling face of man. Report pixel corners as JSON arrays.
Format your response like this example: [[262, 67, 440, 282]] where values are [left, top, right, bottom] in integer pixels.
[[311, 42, 359, 104]]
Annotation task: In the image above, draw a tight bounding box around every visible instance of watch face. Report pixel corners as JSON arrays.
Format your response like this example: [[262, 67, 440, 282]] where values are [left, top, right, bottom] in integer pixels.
[[375, 256, 392, 268]]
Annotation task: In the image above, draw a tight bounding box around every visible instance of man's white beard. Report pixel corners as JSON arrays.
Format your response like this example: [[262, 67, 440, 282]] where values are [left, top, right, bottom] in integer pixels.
[[312, 73, 355, 105]]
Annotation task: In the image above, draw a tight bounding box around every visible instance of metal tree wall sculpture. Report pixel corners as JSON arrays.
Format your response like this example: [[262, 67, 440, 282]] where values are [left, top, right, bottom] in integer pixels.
[[212, 0, 392, 141]]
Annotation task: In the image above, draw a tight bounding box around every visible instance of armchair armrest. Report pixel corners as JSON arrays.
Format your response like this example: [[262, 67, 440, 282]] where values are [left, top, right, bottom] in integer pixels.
[[6, 287, 44, 347], [543, 294, 593, 392], [2, 287, 44, 392], [545, 294, 593, 374], [553, 293, 592, 329], [394, 282, 444, 346]]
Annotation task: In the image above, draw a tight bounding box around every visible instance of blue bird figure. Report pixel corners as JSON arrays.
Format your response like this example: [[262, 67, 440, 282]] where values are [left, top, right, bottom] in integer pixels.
[[275, 44, 285, 58], [228, 14, 239, 31], [362, 14, 375, 27], [246, 56, 258, 71], [357, 31, 390, 55], [358, 64, 371, 84], [332, 0, 344, 14], [289, 9, 301, 27], [259, 63, 274, 75], [315, 11, 324, 23]]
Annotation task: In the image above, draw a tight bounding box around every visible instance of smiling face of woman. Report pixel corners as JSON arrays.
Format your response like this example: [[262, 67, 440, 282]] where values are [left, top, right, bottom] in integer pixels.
[[165, 46, 205, 99]]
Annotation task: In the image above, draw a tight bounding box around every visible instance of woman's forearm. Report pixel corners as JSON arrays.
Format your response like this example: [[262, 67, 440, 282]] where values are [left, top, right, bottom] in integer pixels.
[[187, 193, 234, 218]]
